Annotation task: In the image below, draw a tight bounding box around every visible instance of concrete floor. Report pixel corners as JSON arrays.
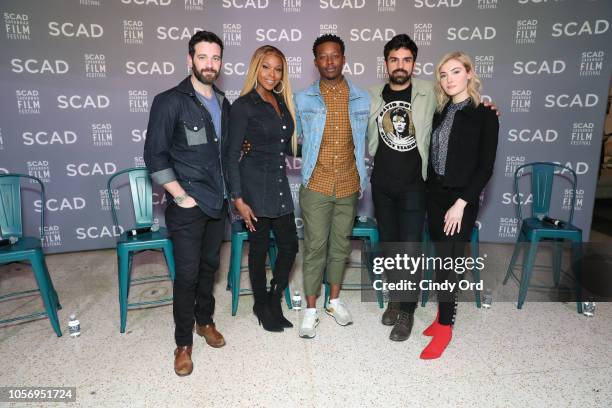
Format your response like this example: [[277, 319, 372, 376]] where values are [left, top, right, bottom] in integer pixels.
[[1, 241, 611, 408]]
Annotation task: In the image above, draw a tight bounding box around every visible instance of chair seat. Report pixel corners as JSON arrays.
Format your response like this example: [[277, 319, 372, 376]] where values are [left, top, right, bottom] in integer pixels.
[[117, 227, 170, 246], [0, 237, 43, 262], [522, 218, 581, 240]]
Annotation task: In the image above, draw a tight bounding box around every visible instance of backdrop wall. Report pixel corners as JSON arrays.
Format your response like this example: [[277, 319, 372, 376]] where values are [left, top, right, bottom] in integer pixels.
[[1, 0, 611, 253]]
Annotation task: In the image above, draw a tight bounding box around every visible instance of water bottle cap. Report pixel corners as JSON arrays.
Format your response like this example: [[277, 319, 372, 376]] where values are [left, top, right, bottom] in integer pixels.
[[69, 313, 76, 319]]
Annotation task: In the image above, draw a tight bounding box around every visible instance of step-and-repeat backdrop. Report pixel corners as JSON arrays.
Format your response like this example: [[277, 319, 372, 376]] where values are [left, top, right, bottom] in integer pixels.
[[1, 0, 611, 253]]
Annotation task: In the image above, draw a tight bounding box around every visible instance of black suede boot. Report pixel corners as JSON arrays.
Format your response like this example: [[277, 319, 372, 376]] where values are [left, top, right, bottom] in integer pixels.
[[253, 291, 283, 332], [268, 285, 293, 329]]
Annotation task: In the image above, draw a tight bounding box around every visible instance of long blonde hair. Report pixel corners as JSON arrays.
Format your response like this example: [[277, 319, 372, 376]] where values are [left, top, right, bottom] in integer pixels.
[[240, 45, 298, 155], [434, 51, 482, 112]]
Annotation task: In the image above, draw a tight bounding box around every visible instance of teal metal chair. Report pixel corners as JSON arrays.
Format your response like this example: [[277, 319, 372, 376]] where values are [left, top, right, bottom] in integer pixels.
[[323, 217, 384, 309], [502, 162, 583, 312], [226, 222, 292, 316], [0, 173, 62, 336], [107, 168, 176, 332], [421, 225, 482, 308]]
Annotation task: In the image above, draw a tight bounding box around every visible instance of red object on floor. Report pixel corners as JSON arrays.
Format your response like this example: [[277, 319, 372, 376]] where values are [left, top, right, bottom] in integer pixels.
[[420, 324, 452, 360]]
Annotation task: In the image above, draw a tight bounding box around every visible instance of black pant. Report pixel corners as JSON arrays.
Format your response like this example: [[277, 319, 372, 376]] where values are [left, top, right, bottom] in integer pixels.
[[372, 185, 425, 313], [165, 203, 225, 347], [248, 213, 298, 303], [426, 176, 479, 326]]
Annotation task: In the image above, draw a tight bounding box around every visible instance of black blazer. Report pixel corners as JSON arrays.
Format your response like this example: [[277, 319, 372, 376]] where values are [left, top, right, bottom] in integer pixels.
[[429, 102, 499, 204]]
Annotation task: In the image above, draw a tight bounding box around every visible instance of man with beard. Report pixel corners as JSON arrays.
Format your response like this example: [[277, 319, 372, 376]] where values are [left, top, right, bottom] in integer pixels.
[[367, 34, 434, 342], [368, 34, 497, 342], [144, 31, 230, 376]]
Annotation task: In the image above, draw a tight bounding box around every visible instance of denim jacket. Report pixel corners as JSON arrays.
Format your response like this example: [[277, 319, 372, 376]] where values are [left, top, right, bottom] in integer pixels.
[[144, 76, 230, 219], [294, 78, 370, 192]]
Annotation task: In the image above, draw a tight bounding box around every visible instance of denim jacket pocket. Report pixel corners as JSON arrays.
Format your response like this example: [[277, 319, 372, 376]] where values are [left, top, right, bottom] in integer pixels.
[[183, 120, 208, 146]]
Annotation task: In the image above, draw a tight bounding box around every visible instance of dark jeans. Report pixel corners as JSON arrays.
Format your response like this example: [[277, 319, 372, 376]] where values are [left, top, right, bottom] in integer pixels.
[[248, 213, 298, 303], [426, 175, 479, 326], [165, 203, 225, 347], [372, 185, 426, 313]]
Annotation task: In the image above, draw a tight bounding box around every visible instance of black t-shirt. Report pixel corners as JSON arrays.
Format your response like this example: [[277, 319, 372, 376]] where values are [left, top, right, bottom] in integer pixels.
[[371, 84, 424, 193]]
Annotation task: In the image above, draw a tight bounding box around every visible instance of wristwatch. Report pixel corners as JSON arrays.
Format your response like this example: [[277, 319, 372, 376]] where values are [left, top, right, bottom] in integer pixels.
[[174, 194, 188, 205]]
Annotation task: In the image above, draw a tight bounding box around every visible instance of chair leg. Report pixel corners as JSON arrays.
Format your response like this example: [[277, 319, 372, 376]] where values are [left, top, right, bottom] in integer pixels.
[[518, 239, 539, 309], [162, 242, 176, 281], [118, 250, 130, 333], [421, 238, 434, 307], [471, 228, 481, 308], [364, 237, 384, 309], [284, 286, 292, 309], [551, 239, 562, 288], [571, 238, 583, 314], [504, 230, 525, 285], [31, 252, 62, 337], [323, 269, 330, 310], [42, 259, 61, 310], [229, 236, 243, 316]]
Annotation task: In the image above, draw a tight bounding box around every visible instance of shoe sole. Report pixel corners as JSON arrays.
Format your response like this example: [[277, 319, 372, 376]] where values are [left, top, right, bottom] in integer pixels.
[[175, 368, 193, 377], [325, 309, 353, 326], [389, 334, 411, 342], [299, 318, 319, 339]]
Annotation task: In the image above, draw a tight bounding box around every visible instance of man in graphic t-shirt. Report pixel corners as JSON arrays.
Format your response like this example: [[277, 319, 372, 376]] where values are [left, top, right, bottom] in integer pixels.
[[367, 34, 436, 342]]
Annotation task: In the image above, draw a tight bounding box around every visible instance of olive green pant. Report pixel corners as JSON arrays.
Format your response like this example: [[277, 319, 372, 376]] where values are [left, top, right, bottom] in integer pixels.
[[299, 186, 358, 297]]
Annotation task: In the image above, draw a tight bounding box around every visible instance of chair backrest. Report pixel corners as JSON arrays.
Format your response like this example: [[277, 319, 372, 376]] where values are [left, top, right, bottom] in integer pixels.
[[513, 162, 577, 223], [107, 168, 153, 229], [0, 173, 45, 239]]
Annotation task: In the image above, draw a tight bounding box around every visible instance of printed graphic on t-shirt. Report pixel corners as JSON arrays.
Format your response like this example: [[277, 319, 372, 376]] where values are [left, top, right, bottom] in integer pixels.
[[376, 101, 417, 152]]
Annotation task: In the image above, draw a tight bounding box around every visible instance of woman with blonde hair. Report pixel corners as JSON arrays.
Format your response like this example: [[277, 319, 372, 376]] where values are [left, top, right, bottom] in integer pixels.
[[225, 45, 299, 332], [421, 51, 498, 359]]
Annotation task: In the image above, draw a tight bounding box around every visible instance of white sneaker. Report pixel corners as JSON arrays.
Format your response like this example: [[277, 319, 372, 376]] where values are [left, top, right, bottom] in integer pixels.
[[325, 299, 353, 326], [299, 309, 319, 339]]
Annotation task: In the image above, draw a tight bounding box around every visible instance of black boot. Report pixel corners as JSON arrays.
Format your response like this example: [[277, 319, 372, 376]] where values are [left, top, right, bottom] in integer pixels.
[[268, 285, 293, 329], [253, 299, 283, 332]]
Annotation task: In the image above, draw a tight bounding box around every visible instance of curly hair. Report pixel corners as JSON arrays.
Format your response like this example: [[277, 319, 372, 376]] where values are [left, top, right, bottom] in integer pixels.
[[312, 34, 345, 57]]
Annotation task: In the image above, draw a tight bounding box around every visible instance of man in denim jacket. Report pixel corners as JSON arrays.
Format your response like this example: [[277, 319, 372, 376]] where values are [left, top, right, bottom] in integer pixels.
[[144, 31, 229, 376], [294, 35, 370, 338]]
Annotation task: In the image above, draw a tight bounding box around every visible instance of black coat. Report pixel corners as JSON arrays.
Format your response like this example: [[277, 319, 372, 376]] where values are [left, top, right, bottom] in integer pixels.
[[225, 89, 296, 218], [429, 102, 499, 204]]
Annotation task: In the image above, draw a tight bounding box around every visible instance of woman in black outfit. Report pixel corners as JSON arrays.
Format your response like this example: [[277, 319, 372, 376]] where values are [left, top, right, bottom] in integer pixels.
[[421, 51, 499, 359], [226, 45, 299, 332]]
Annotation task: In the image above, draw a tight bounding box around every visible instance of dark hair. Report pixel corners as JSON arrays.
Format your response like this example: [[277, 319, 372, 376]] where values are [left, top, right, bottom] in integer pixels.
[[312, 34, 345, 57], [390, 107, 408, 121], [384, 34, 418, 61], [189, 30, 224, 58]]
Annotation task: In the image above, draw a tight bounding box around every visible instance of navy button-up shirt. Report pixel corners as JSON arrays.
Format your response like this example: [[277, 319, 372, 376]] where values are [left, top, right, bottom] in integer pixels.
[[226, 89, 296, 218]]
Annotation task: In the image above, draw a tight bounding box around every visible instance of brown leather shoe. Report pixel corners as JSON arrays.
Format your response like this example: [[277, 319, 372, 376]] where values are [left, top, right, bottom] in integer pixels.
[[389, 311, 414, 342], [194, 323, 226, 348], [174, 346, 193, 376], [381, 302, 400, 326]]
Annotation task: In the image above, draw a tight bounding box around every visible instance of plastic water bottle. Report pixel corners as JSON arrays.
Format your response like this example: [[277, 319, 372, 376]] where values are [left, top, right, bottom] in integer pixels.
[[151, 218, 160, 232], [482, 289, 493, 309], [582, 301, 596, 317], [68, 313, 81, 337], [291, 291, 302, 310]]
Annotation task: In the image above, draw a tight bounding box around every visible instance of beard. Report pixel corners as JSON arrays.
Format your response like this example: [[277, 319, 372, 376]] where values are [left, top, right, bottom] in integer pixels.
[[192, 66, 219, 86], [389, 69, 410, 85]]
